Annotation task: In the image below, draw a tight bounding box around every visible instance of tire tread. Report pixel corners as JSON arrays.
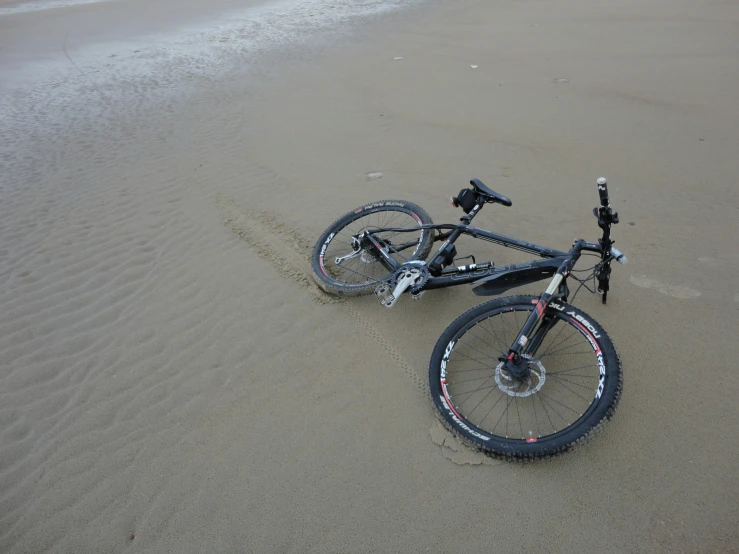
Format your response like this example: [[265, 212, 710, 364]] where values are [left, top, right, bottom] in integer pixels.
[[310, 200, 434, 296], [428, 295, 623, 461]]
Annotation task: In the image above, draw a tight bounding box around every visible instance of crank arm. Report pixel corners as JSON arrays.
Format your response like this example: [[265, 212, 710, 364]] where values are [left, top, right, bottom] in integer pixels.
[[375, 272, 418, 308]]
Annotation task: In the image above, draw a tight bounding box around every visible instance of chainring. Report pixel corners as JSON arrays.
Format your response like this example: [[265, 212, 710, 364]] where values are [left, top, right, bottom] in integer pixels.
[[389, 262, 430, 295]]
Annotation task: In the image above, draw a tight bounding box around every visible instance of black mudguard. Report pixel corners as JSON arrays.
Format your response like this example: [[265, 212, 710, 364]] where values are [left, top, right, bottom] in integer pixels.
[[471, 258, 562, 296]]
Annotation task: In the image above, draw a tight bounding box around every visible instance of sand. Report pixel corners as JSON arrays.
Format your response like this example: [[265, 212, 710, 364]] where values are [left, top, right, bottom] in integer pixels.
[[1, 0, 738, 552]]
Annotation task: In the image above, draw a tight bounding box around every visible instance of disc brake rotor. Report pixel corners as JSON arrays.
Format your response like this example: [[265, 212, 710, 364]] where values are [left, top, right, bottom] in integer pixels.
[[495, 355, 546, 397]]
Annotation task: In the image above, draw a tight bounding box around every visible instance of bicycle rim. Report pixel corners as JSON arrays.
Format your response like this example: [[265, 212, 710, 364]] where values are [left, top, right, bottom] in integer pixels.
[[439, 304, 608, 444], [318, 208, 426, 286]]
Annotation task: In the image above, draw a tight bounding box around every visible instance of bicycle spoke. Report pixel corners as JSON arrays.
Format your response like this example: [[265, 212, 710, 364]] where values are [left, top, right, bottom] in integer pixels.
[[537, 392, 557, 435], [447, 352, 502, 365], [533, 316, 571, 356], [450, 384, 501, 398], [537, 390, 582, 416], [449, 374, 496, 386], [483, 315, 511, 354], [461, 378, 499, 416], [477, 390, 508, 430], [454, 337, 503, 366], [547, 374, 596, 390], [532, 392, 541, 437], [540, 350, 594, 359], [547, 363, 597, 375], [545, 378, 594, 404], [504, 392, 513, 437], [537, 328, 582, 357], [540, 339, 591, 358], [515, 394, 523, 438], [549, 374, 597, 381], [538, 391, 566, 429], [461, 327, 508, 357], [326, 258, 381, 283]]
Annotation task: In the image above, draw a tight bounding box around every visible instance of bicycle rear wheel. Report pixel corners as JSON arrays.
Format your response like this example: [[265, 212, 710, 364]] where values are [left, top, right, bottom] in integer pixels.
[[311, 200, 433, 296], [429, 295, 622, 460]]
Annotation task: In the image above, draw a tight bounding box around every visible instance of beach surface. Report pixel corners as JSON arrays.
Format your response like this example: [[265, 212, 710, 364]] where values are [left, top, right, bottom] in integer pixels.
[[1, 0, 738, 552]]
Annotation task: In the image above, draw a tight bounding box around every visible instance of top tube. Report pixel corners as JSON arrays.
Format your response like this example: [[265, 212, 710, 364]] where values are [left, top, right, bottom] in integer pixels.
[[463, 226, 568, 258]]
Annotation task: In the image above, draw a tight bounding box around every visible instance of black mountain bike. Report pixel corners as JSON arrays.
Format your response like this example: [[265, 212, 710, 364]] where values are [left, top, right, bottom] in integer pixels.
[[311, 177, 627, 459]]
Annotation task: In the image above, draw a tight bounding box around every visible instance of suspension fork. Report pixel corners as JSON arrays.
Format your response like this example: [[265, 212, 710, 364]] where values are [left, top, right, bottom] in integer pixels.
[[526, 276, 570, 355], [499, 244, 583, 376], [526, 314, 558, 357]]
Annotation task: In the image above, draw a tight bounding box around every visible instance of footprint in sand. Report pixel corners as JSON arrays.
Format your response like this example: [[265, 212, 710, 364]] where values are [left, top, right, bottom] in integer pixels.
[[429, 421, 500, 466]]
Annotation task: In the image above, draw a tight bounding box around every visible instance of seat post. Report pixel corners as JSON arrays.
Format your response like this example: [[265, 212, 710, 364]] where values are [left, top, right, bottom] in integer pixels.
[[428, 202, 481, 276], [461, 201, 482, 225]]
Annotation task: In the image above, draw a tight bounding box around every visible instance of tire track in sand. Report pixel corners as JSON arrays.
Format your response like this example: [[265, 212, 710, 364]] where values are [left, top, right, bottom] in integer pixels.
[[214, 194, 339, 305], [213, 194, 428, 392], [214, 192, 486, 463]]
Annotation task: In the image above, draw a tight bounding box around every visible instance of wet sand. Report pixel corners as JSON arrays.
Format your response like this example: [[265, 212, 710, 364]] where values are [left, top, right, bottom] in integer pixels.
[[1, 0, 738, 552]]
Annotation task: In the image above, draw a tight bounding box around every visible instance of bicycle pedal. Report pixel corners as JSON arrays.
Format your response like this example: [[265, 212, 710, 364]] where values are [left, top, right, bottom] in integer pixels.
[[374, 284, 396, 308]]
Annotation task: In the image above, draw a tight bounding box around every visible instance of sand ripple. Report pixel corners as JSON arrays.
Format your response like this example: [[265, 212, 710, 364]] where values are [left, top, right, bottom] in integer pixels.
[[0, 94, 302, 549]]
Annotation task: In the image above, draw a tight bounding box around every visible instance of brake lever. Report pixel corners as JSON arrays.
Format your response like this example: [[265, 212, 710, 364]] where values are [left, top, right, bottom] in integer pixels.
[[593, 207, 620, 229]]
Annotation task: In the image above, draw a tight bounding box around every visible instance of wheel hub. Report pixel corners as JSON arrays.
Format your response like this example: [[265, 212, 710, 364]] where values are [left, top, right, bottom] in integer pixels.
[[495, 355, 546, 397], [356, 234, 389, 263]]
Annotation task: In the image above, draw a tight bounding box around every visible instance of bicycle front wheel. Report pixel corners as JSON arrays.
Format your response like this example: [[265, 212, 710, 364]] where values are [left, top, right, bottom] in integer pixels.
[[311, 200, 434, 296], [429, 295, 622, 460]]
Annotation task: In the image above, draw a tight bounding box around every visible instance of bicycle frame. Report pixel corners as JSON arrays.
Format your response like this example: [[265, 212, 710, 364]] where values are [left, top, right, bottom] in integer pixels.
[[363, 189, 623, 301], [361, 183, 624, 369], [318, 176, 628, 452], [363, 199, 572, 295]]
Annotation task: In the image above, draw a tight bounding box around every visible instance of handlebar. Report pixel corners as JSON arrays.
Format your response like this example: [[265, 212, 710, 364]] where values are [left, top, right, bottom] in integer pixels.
[[593, 176, 622, 304]]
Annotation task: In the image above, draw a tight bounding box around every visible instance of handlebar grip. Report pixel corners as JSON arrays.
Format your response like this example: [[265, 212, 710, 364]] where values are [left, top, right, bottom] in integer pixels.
[[610, 247, 628, 264], [597, 177, 609, 207]]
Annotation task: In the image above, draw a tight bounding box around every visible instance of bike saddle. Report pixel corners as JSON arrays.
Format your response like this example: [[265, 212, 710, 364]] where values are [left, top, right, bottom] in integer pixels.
[[470, 178, 512, 207]]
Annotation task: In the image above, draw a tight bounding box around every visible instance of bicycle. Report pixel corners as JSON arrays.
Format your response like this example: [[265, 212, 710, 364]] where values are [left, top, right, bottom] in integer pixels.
[[311, 177, 627, 459]]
